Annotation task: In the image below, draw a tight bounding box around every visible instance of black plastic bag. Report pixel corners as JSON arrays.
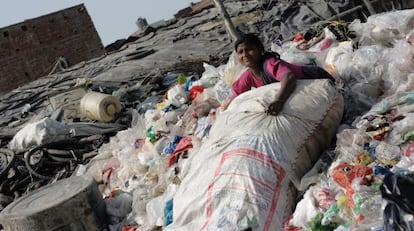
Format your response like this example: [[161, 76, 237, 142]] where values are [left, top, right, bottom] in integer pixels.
[[381, 173, 414, 231]]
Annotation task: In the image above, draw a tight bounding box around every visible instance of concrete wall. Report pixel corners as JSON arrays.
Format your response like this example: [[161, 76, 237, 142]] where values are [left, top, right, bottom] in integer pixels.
[[0, 4, 104, 94]]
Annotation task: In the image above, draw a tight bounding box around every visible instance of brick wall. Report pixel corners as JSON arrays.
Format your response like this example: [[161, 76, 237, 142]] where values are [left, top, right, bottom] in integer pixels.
[[0, 4, 104, 94]]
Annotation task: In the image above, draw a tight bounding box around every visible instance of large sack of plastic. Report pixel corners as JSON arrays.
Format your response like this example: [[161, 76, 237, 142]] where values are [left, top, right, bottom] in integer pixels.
[[165, 79, 344, 230], [349, 8, 414, 46], [8, 118, 71, 152]]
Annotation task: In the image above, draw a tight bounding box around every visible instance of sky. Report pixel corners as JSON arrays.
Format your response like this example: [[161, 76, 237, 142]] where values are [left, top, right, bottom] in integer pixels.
[[0, 0, 193, 46]]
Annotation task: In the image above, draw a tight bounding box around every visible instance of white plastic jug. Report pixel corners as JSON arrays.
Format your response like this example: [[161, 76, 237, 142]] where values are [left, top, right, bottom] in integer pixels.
[[80, 92, 122, 122]]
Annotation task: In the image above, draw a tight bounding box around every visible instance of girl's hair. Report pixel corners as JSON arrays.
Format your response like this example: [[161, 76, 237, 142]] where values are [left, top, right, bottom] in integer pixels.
[[234, 33, 279, 59], [234, 33, 264, 53]]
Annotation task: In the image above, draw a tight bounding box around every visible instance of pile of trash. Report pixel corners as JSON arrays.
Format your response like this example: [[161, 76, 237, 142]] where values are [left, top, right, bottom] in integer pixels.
[[71, 8, 414, 231], [281, 9, 414, 230], [92, 9, 414, 230], [1, 5, 414, 231]]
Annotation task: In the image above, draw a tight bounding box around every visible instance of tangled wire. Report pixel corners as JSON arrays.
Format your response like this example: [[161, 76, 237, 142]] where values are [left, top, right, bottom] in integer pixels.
[[0, 135, 108, 211]]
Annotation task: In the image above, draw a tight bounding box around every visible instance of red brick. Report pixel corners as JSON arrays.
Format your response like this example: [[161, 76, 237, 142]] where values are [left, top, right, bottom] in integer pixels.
[[0, 4, 104, 94]]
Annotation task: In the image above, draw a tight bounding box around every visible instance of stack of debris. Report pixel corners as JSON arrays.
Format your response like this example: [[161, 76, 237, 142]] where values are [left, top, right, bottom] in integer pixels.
[[0, 1, 414, 231]]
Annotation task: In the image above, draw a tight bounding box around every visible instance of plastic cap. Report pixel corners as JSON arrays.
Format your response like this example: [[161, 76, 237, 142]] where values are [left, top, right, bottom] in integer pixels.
[[106, 103, 116, 115]]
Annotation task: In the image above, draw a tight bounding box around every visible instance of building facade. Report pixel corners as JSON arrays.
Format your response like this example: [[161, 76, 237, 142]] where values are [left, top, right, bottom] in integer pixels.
[[0, 4, 104, 94]]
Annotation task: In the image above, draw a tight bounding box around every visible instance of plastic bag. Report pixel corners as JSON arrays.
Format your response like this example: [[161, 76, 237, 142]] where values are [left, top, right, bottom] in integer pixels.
[[381, 173, 414, 230], [382, 40, 414, 96], [349, 9, 414, 46], [166, 85, 188, 107], [105, 192, 133, 224], [213, 80, 234, 105], [324, 41, 354, 82], [199, 63, 221, 87], [222, 51, 246, 85], [9, 118, 71, 152], [146, 184, 177, 227]]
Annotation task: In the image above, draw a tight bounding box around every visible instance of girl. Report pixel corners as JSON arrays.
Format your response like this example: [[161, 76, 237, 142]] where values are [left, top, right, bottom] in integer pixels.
[[232, 33, 334, 115]]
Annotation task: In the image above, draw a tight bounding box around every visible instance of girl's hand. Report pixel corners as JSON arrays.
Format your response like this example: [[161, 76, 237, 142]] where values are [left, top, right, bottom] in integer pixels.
[[267, 100, 284, 116], [267, 72, 295, 116]]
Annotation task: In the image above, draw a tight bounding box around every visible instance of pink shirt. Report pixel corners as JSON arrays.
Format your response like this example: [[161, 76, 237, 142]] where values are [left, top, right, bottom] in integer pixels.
[[232, 57, 304, 97]]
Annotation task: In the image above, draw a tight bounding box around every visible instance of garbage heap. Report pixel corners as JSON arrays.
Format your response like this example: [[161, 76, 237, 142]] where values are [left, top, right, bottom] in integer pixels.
[[281, 9, 414, 231], [76, 8, 414, 231], [1, 5, 414, 231]]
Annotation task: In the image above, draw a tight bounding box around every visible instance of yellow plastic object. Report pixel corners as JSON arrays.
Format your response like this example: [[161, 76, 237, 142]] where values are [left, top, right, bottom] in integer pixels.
[[80, 92, 122, 122]]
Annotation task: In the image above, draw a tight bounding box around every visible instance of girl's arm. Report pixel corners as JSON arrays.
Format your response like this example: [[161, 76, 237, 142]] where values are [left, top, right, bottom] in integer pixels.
[[267, 72, 296, 115]]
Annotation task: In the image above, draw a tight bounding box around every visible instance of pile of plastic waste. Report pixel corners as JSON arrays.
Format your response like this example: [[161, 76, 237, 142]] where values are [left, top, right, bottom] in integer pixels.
[[79, 57, 240, 230], [79, 9, 414, 230], [2, 7, 414, 231], [281, 9, 414, 230]]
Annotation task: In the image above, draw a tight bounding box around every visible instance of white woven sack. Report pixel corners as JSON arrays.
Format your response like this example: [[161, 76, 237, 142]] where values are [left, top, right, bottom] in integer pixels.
[[218, 79, 344, 187], [166, 134, 297, 231], [166, 79, 343, 230]]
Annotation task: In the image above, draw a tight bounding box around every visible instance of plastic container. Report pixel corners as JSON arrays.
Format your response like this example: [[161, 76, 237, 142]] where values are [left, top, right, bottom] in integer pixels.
[[0, 175, 107, 231], [80, 92, 122, 122]]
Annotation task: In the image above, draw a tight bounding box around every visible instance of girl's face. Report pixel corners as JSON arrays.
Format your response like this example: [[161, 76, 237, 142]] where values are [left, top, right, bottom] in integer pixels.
[[236, 42, 262, 69]]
